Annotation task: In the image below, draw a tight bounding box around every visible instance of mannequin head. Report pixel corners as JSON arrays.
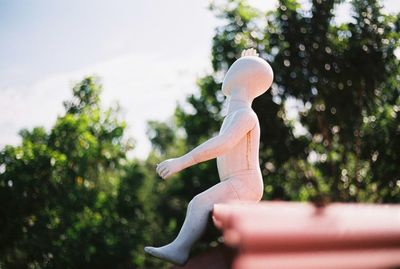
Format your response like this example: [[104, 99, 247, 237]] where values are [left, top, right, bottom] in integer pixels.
[[222, 56, 274, 100]]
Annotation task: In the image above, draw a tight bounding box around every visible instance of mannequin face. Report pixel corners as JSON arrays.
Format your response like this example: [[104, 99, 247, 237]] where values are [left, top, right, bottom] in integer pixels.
[[222, 56, 274, 99]]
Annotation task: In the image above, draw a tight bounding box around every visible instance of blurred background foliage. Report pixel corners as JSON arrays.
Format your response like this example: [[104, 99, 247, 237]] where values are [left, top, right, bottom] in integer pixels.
[[1, 0, 399, 268]]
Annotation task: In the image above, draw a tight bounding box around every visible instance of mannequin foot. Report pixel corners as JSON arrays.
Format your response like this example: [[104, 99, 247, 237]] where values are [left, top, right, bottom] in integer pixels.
[[144, 243, 189, 266]]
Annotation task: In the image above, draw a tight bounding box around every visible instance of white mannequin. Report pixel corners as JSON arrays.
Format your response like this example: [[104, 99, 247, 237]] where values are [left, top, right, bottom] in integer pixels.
[[144, 48, 274, 265]]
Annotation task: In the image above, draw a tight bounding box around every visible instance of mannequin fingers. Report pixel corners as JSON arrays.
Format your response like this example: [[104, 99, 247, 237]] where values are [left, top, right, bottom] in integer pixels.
[[157, 161, 168, 172], [156, 161, 165, 171], [241, 49, 249, 57], [242, 48, 258, 57], [158, 165, 169, 177], [161, 169, 170, 179], [246, 48, 258, 57], [159, 164, 169, 176]]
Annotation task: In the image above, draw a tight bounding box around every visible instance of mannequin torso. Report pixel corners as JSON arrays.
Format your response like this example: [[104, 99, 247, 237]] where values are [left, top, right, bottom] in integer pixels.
[[217, 108, 261, 181]]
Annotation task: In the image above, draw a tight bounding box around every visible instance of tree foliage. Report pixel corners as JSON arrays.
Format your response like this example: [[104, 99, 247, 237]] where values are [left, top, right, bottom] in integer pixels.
[[0, 77, 160, 268]]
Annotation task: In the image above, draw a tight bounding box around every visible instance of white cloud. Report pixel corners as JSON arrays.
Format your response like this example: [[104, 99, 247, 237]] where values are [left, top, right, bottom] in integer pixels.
[[0, 52, 212, 158]]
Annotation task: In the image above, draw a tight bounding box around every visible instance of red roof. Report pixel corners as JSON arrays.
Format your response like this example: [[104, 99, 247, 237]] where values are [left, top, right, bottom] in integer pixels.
[[212, 201, 400, 269]]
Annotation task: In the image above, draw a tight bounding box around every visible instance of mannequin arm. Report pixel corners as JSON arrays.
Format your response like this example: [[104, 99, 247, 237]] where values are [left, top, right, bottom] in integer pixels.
[[189, 109, 257, 163], [157, 109, 257, 179]]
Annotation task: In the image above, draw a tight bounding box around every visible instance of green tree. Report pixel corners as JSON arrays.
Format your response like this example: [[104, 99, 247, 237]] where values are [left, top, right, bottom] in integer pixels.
[[268, 0, 399, 202], [0, 77, 158, 268]]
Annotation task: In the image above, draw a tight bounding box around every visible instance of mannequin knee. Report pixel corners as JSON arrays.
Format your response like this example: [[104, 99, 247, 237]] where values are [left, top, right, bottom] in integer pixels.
[[188, 195, 201, 210], [188, 193, 213, 212]]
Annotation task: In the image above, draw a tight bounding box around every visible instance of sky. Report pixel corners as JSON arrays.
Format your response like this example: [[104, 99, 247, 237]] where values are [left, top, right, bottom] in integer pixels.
[[0, 0, 399, 159]]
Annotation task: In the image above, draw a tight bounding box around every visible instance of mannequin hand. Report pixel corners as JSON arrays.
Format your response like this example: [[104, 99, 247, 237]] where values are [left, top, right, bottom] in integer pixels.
[[241, 48, 259, 57], [156, 157, 184, 179]]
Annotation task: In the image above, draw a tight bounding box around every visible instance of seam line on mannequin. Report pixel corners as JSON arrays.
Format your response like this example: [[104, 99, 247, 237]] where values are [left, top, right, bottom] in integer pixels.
[[246, 132, 250, 169], [228, 181, 241, 200], [220, 169, 258, 181]]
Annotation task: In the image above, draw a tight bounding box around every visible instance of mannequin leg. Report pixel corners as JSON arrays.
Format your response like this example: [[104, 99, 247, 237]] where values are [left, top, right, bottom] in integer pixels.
[[144, 179, 239, 265]]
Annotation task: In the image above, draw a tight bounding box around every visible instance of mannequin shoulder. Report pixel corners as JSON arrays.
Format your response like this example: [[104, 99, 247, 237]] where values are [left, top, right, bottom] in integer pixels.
[[231, 108, 258, 123]]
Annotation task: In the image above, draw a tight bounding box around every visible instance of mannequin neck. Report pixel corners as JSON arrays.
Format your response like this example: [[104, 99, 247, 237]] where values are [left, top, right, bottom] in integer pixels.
[[227, 91, 253, 115]]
